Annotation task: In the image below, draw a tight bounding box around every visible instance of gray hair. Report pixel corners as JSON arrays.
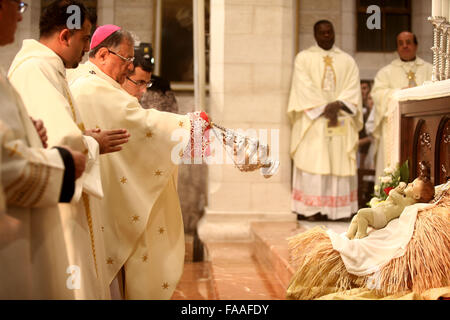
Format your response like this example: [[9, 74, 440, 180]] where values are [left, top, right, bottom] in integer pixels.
[[89, 29, 135, 58]]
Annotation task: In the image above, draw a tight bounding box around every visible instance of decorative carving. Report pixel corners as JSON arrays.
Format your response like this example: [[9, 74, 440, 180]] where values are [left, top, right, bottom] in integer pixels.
[[436, 117, 450, 185], [444, 126, 450, 144], [420, 132, 432, 150], [418, 161, 432, 180]]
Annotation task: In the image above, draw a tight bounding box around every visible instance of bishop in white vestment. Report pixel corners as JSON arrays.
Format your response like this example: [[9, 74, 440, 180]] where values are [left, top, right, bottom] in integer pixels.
[[68, 25, 210, 299], [288, 21, 363, 220], [371, 32, 432, 180]]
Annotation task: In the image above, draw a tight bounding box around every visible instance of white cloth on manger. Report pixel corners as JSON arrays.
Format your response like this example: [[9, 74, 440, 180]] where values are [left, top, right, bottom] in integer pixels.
[[326, 203, 433, 276]]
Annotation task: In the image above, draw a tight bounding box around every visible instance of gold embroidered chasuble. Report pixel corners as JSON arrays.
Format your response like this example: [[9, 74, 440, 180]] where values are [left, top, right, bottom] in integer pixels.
[[7, 40, 109, 299], [288, 45, 363, 177], [68, 61, 191, 299], [0, 69, 73, 299], [371, 57, 432, 176]]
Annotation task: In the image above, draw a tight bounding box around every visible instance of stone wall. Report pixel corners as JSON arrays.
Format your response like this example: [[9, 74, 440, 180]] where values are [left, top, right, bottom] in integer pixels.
[[297, 0, 433, 80], [0, 0, 434, 84], [199, 0, 295, 242]]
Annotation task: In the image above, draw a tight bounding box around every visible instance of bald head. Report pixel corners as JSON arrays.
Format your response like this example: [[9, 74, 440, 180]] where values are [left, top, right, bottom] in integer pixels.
[[397, 31, 418, 62]]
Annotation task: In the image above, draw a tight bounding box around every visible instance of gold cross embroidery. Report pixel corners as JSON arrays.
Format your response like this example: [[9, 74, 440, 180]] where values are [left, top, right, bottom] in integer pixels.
[[106, 257, 114, 265], [322, 55, 337, 91], [323, 55, 333, 66], [179, 121, 184, 128], [131, 215, 140, 223], [154, 170, 163, 177], [407, 71, 417, 87], [120, 177, 128, 184]]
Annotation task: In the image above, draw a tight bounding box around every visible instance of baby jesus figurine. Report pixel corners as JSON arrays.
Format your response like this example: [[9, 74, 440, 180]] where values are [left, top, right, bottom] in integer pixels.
[[346, 177, 435, 240]]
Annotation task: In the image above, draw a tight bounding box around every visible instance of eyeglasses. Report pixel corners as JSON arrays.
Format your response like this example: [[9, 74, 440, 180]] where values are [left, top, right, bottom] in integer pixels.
[[11, 0, 28, 14], [108, 50, 135, 64], [127, 77, 153, 89]]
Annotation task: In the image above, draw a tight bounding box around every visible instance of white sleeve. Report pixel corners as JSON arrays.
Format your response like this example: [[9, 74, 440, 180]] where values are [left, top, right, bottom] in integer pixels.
[[71, 135, 103, 203], [305, 104, 327, 120], [1, 124, 65, 208], [340, 100, 358, 116], [365, 107, 376, 134]]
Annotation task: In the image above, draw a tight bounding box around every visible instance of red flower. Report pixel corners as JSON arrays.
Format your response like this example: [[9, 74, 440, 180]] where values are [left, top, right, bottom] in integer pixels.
[[384, 187, 394, 196]]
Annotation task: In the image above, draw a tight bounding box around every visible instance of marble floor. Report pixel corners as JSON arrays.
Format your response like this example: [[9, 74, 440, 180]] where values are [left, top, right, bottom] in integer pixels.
[[172, 220, 351, 300]]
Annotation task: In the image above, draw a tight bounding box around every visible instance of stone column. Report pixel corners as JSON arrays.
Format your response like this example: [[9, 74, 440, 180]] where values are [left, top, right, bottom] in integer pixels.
[[199, 0, 295, 242]]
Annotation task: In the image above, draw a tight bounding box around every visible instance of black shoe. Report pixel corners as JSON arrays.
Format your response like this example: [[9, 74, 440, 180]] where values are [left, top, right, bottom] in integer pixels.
[[304, 213, 325, 222], [335, 217, 352, 222]]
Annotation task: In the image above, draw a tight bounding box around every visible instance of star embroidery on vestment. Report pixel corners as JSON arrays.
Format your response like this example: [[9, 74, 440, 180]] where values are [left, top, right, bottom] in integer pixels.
[[8, 144, 22, 157], [101, 226, 105, 232], [154, 170, 163, 176], [106, 257, 114, 265], [162, 282, 169, 290], [179, 121, 184, 128], [323, 55, 333, 66], [131, 215, 140, 223], [146, 131, 153, 138], [120, 177, 128, 184], [158, 227, 165, 235], [142, 255, 148, 263]]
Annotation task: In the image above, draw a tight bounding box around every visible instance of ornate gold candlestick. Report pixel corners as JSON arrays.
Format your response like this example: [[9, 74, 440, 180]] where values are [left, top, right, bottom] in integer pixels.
[[429, 16, 446, 81]]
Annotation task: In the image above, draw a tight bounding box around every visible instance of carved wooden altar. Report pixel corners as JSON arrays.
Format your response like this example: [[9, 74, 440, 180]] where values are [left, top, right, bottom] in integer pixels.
[[400, 96, 450, 185]]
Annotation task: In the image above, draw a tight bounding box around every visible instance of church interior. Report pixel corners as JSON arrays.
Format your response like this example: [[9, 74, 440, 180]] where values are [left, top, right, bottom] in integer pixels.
[[0, 0, 449, 301]]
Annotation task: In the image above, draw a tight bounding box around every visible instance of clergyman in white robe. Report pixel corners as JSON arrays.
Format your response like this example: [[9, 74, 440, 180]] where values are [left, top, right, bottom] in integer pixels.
[[371, 56, 432, 180], [0, 68, 77, 299], [8, 39, 109, 299], [288, 45, 363, 220]]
